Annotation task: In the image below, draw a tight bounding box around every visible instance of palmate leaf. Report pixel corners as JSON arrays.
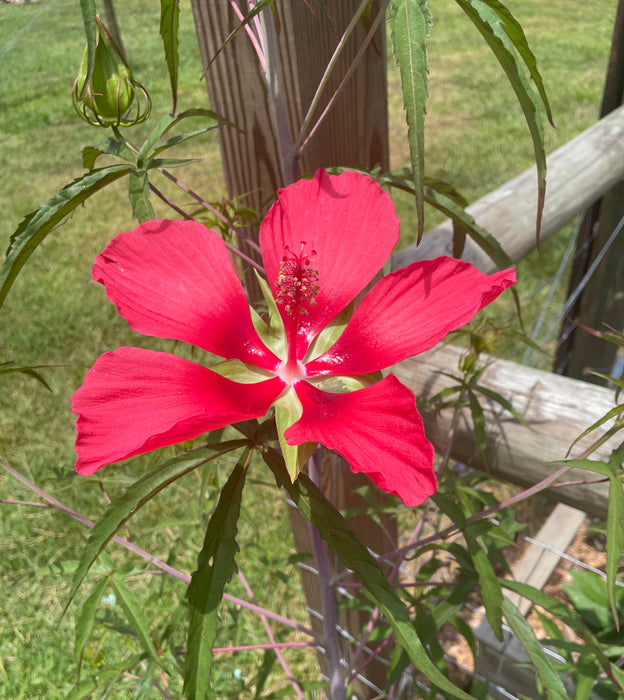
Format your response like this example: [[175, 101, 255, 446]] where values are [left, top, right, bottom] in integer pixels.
[[66, 443, 247, 614], [184, 448, 250, 700], [0, 164, 133, 310], [262, 447, 473, 700], [454, 0, 552, 241], [388, 0, 432, 243], [160, 0, 180, 114], [501, 598, 569, 700]]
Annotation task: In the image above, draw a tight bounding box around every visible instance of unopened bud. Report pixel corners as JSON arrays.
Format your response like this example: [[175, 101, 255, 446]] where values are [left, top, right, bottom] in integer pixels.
[[72, 15, 151, 127]]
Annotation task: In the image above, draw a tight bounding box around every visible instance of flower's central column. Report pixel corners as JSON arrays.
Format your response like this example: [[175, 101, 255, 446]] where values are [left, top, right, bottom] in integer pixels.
[[274, 242, 319, 378]]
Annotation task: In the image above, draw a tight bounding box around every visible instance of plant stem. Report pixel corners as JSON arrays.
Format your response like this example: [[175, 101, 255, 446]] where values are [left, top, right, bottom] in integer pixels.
[[308, 450, 347, 700]]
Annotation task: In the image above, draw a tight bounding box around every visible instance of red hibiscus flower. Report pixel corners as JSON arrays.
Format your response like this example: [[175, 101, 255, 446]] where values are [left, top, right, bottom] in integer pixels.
[[72, 169, 515, 506]]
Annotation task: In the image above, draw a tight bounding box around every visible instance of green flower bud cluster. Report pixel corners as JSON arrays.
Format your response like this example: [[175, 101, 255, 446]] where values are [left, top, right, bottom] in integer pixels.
[[72, 15, 151, 128]]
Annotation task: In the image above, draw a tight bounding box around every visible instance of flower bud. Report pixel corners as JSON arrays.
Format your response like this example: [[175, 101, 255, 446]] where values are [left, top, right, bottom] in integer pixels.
[[72, 15, 151, 128]]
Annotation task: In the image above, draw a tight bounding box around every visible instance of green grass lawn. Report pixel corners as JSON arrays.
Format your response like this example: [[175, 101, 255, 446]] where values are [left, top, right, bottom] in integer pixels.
[[0, 0, 616, 696]]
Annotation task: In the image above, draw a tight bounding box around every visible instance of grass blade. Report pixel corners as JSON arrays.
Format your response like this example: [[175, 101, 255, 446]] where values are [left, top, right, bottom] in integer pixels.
[[184, 448, 251, 699], [389, 0, 432, 242]]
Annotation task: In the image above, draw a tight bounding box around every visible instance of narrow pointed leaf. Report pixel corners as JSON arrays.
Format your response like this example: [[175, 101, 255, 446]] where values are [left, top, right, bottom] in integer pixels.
[[468, 388, 489, 469], [67, 444, 246, 612], [466, 530, 503, 639], [605, 444, 624, 629], [502, 598, 569, 700], [0, 361, 53, 391], [389, 0, 432, 242], [160, 0, 180, 113], [606, 472, 624, 629], [137, 109, 233, 166], [69, 655, 145, 700], [129, 169, 155, 222], [110, 573, 163, 667], [263, 447, 473, 700], [0, 164, 133, 309], [78, 0, 98, 100], [567, 403, 624, 454], [184, 449, 250, 699], [75, 576, 110, 679], [502, 579, 613, 670], [454, 0, 548, 239]]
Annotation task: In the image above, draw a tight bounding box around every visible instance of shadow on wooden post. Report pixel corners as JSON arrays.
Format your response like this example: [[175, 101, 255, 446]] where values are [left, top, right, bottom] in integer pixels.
[[190, 2, 396, 695]]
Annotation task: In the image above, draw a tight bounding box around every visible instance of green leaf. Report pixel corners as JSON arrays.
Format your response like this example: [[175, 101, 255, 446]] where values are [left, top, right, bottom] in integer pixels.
[[383, 171, 517, 273], [66, 444, 245, 613], [501, 578, 613, 670], [263, 447, 473, 700], [453, 0, 549, 239], [466, 527, 503, 639], [0, 164, 133, 310], [432, 492, 503, 638], [0, 360, 53, 391], [388, 0, 432, 243], [137, 109, 232, 167], [502, 598, 569, 700], [184, 448, 250, 699], [566, 403, 624, 456], [128, 169, 155, 222], [468, 388, 489, 469], [605, 446, 624, 629], [250, 271, 287, 360], [69, 655, 145, 700], [160, 0, 180, 114], [110, 573, 163, 668], [78, 0, 98, 101], [74, 576, 110, 680], [82, 139, 136, 170]]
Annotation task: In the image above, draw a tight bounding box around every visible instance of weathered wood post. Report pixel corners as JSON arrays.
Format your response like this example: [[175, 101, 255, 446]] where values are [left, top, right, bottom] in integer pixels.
[[189, 3, 394, 694], [555, 0, 624, 380]]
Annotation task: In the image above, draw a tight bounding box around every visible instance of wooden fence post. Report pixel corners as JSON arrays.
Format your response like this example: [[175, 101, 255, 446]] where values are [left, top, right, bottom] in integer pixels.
[[555, 0, 624, 380], [189, 3, 393, 694]]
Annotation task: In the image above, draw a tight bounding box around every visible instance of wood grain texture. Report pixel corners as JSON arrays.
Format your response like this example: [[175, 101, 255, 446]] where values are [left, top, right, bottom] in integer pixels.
[[393, 344, 620, 517]]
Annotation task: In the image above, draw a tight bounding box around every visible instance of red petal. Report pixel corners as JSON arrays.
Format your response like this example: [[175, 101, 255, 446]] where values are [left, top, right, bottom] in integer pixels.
[[72, 347, 285, 475], [260, 170, 399, 358], [93, 220, 279, 370], [285, 375, 436, 506], [307, 258, 516, 375]]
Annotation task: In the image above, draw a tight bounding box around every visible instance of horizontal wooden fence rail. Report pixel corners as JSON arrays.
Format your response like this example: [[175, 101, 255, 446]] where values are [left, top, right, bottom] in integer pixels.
[[393, 344, 618, 517], [392, 103, 624, 272]]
